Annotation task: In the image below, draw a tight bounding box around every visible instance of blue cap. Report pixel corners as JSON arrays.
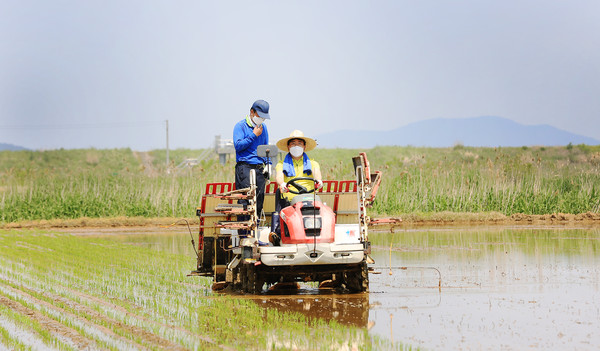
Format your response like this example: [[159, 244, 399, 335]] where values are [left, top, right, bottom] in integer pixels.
[[251, 100, 271, 120]]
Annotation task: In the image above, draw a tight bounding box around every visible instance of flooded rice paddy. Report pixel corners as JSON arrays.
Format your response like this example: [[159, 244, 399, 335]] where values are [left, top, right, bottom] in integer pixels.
[[83, 225, 600, 350]]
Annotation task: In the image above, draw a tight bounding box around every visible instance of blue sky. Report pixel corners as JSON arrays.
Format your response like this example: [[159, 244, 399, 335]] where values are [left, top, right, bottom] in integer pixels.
[[1, 1, 599, 150]]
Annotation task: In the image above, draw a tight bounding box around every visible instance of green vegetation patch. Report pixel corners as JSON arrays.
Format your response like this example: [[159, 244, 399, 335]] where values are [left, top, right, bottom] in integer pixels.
[[1, 145, 599, 224], [0, 230, 390, 350]]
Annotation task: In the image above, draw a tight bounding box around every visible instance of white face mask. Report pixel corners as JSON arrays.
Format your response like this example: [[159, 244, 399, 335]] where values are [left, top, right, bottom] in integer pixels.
[[289, 145, 304, 158], [252, 116, 265, 126]]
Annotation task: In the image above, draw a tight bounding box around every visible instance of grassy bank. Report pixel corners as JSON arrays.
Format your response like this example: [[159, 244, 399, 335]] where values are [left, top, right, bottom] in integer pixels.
[[315, 144, 600, 216], [1, 145, 600, 224]]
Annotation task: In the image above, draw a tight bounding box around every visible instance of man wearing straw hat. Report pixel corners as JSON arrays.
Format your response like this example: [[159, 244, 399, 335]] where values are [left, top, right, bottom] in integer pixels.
[[274, 130, 324, 213]]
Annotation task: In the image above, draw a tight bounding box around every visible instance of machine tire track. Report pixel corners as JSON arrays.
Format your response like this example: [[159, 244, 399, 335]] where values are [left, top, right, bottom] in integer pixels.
[[56, 287, 233, 350], [0, 293, 94, 350], [41, 291, 186, 351], [0, 270, 231, 350], [0, 280, 151, 350]]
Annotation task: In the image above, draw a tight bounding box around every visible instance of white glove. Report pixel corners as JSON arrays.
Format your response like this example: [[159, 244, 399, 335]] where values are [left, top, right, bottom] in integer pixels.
[[263, 164, 272, 179], [279, 182, 288, 193], [316, 179, 324, 190]]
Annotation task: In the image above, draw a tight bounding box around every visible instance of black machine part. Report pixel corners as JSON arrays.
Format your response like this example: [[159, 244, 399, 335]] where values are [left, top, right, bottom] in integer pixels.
[[286, 176, 317, 195], [282, 177, 320, 253]]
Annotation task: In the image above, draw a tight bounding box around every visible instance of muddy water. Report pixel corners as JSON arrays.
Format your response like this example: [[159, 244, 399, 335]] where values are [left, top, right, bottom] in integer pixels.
[[367, 225, 600, 350], [91, 225, 600, 350]]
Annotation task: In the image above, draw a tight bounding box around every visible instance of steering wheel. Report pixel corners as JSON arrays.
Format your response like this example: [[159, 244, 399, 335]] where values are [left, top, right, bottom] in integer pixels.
[[286, 177, 317, 195]]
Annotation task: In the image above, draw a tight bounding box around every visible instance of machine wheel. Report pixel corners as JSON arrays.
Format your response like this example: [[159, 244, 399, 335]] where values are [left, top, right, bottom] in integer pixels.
[[231, 264, 243, 292], [344, 261, 369, 293], [241, 264, 250, 293], [242, 263, 264, 294]]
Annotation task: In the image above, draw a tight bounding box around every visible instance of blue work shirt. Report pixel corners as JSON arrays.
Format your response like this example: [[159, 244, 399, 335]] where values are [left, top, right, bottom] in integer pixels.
[[233, 116, 271, 165]]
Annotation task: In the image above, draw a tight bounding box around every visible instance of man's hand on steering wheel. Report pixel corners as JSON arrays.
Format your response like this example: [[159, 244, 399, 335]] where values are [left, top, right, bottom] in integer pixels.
[[285, 177, 318, 195], [316, 179, 324, 190], [279, 182, 288, 193]]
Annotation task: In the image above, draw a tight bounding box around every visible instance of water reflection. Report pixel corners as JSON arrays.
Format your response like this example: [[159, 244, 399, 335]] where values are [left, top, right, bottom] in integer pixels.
[[254, 290, 370, 327], [86, 225, 600, 349], [370, 226, 600, 259], [367, 225, 600, 349], [369, 226, 600, 291], [73, 227, 198, 256]]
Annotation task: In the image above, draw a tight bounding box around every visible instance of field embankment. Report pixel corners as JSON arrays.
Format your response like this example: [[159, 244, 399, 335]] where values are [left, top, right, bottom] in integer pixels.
[[1, 145, 600, 226], [4, 212, 600, 230]]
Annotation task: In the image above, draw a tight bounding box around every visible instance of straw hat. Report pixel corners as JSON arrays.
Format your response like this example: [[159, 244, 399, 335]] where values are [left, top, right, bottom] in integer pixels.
[[276, 130, 317, 152]]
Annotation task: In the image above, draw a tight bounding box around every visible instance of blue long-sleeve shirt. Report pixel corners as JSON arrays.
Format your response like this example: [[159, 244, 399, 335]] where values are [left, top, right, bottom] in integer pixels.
[[233, 117, 270, 164]]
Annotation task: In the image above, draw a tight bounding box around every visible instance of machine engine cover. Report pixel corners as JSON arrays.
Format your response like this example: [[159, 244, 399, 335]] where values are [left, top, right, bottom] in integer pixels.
[[280, 199, 335, 244]]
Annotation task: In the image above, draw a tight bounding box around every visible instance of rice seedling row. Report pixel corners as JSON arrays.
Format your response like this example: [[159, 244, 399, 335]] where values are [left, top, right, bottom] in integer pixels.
[[0, 230, 386, 350], [0, 297, 78, 351]]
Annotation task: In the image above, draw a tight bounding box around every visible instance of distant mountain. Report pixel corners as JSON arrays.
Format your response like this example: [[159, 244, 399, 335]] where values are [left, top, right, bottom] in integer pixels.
[[315, 116, 600, 148], [0, 143, 28, 151]]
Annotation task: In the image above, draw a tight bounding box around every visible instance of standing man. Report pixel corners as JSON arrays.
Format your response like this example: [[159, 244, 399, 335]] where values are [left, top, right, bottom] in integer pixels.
[[233, 99, 271, 222]]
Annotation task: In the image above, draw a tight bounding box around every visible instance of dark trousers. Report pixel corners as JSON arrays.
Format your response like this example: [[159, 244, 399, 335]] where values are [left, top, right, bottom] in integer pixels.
[[235, 163, 266, 222], [274, 189, 291, 213], [273, 189, 291, 235]]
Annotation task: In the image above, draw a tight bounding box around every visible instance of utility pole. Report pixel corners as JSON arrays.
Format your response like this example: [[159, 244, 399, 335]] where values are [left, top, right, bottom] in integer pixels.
[[165, 120, 169, 169]]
